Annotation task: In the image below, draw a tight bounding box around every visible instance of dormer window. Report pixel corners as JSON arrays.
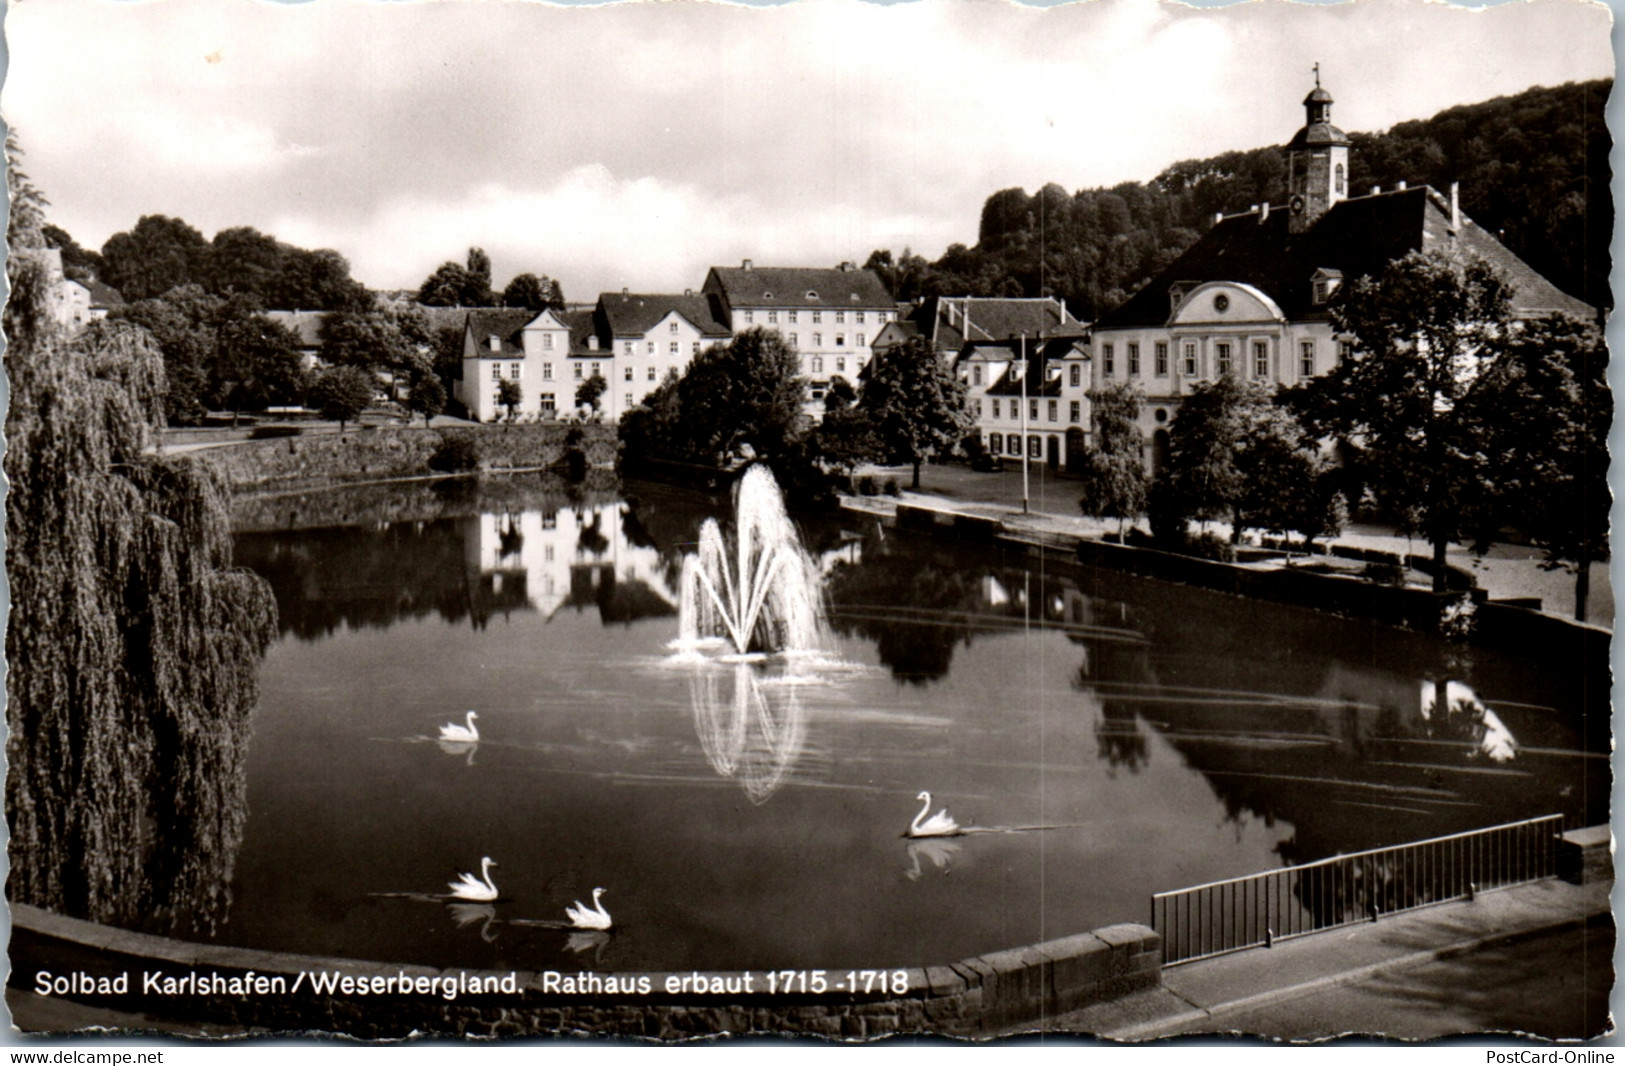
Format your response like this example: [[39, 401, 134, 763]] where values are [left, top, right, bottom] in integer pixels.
[[488, 335, 501, 351], [805, 290, 818, 300], [1311, 268, 1344, 306], [1168, 281, 1197, 314], [763, 292, 774, 301]]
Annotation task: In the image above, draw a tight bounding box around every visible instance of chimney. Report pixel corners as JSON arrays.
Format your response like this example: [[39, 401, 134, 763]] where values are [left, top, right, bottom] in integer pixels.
[[684, 288, 693, 296], [1214, 212, 1224, 225], [1259, 202, 1270, 223], [1449, 182, 1461, 232], [742, 259, 753, 270], [622, 287, 629, 296], [588, 336, 598, 351], [839, 261, 854, 272], [1396, 180, 1407, 191], [1371, 185, 1380, 197]]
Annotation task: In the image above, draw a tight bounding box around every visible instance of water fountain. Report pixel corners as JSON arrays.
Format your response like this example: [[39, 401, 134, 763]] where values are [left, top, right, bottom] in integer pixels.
[[675, 465, 826, 658]]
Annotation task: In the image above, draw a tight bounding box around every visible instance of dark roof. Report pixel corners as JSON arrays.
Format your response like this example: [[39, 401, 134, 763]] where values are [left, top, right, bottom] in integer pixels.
[[705, 265, 893, 310], [962, 336, 1083, 399], [465, 309, 537, 355], [1094, 186, 1594, 330], [916, 296, 1077, 350], [597, 291, 731, 338], [264, 310, 328, 347], [85, 279, 123, 307]]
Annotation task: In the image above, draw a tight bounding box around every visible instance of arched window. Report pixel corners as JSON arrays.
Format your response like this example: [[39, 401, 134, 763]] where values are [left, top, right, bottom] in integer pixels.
[[1335, 163, 1345, 195], [988, 433, 1003, 453]]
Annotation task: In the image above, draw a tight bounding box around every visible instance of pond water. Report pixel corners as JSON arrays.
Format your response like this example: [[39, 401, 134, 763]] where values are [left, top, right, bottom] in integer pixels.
[[212, 474, 1608, 974]]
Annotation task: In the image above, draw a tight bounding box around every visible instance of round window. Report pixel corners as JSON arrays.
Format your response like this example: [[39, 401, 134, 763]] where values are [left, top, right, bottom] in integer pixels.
[[1213, 293, 1230, 313], [1154, 408, 1168, 424]]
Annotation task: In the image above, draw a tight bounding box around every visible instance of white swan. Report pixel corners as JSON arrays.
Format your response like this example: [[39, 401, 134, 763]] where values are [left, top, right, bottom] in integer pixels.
[[440, 711, 479, 743], [565, 887, 612, 930], [448, 856, 499, 901], [907, 791, 961, 838]]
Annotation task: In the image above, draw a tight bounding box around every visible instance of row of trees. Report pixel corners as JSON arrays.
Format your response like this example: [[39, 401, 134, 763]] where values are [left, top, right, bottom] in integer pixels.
[[416, 246, 567, 311], [864, 79, 1609, 319], [619, 329, 973, 504], [1075, 251, 1608, 620]]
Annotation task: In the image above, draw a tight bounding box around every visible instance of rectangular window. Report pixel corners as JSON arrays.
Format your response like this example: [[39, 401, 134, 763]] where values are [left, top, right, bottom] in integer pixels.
[[1338, 339, 1353, 363], [813, 332, 822, 347], [836, 356, 846, 373], [767, 311, 778, 324], [788, 333, 798, 347], [543, 333, 554, 350], [877, 312, 888, 324], [540, 393, 555, 413], [1047, 400, 1058, 423], [624, 366, 633, 382], [669, 321, 679, 334], [744, 311, 754, 325], [992, 399, 1000, 419], [976, 399, 984, 417], [1029, 436, 1042, 459], [624, 393, 633, 409], [491, 364, 501, 381], [1216, 342, 1231, 375], [542, 363, 553, 380], [1007, 436, 1021, 457], [973, 365, 984, 386], [1183, 342, 1198, 377], [1128, 343, 1140, 376], [669, 341, 679, 355], [811, 356, 824, 373], [835, 334, 846, 347], [1069, 400, 1081, 423], [856, 312, 866, 324], [1102, 343, 1115, 377], [1300, 341, 1315, 377], [788, 311, 798, 324], [574, 364, 583, 380], [624, 342, 634, 356], [1155, 341, 1169, 377], [812, 311, 822, 324], [856, 334, 865, 348], [692, 342, 701, 355], [836, 311, 845, 324], [1029, 399, 1039, 421], [1254, 341, 1269, 378], [647, 367, 656, 381], [591, 362, 600, 377], [510, 362, 521, 379], [1070, 364, 1081, 388]]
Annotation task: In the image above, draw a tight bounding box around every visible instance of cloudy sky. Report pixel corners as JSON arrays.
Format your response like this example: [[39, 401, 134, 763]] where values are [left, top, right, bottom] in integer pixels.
[[3, 0, 1613, 302]]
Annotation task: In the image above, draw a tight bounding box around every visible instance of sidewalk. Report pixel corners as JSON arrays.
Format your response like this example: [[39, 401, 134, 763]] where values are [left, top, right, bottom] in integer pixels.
[[1013, 877, 1614, 1042]]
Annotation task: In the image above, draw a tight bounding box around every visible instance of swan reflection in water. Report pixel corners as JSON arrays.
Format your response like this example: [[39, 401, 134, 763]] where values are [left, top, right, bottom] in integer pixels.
[[447, 901, 499, 942], [904, 838, 963, 882], [690, 662, 808, 805], [565, 929, 613, 963]]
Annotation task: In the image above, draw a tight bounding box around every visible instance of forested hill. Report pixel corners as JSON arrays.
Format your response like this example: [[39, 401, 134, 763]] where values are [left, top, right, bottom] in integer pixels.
[[865, 79, 1611, 318]]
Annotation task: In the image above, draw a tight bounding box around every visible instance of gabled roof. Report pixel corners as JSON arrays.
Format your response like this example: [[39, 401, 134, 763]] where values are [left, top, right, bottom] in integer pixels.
[[1095, 186, 1593, 330], [705, 264, 893, 310], [961, 336, 1083, 399], [597, 291, 731, 338], [917, 296, 1080, 351], [85, 279, 124, 307], [465, 309, 536, 356]]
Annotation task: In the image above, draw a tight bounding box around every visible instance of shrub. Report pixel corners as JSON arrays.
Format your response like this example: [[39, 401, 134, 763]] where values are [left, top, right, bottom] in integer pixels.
[[428, 435, 480, 473], [1362, 562, 1407, 586], [1185, 531, 1237, 563], [856, 475, 879, 496], [883, 478, 902, 497]]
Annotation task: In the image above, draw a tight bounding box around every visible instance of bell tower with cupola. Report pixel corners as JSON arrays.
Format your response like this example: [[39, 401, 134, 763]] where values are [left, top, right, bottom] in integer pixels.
[[1285, 64, 1351, 234]]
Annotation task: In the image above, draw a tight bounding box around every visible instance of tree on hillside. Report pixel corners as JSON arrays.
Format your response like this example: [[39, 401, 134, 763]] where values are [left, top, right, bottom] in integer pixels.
[[98, 215, 210, 301], [1077, 382, 1148, 534], [1462, 315, 1610, 620], [112, 285, 224, 424], [271, 247, 372, 311], [309, 365, 375, 433], [42, 224, 103, 283], [859, 336, 975, 490], [503, 272, 566, 312], [418, 248, 496, 307], [1288, 250, 1514, 592]]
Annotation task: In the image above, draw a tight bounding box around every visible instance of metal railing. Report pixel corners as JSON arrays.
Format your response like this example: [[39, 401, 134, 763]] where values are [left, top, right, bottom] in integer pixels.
[[1151, 814, 1563, 966]]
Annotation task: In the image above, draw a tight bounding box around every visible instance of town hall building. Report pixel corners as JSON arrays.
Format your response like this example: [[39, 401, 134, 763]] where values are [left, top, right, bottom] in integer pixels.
[[1088, 76, 1594, 471]]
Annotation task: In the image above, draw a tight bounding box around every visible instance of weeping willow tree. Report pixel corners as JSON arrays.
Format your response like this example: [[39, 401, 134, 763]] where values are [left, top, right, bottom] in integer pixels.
[[5, 136, 277, 934]]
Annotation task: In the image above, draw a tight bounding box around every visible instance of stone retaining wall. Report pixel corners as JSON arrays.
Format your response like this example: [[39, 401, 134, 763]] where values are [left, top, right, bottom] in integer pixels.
[[191, 423, 618, 492], [9, 905, 1160, 1039]]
